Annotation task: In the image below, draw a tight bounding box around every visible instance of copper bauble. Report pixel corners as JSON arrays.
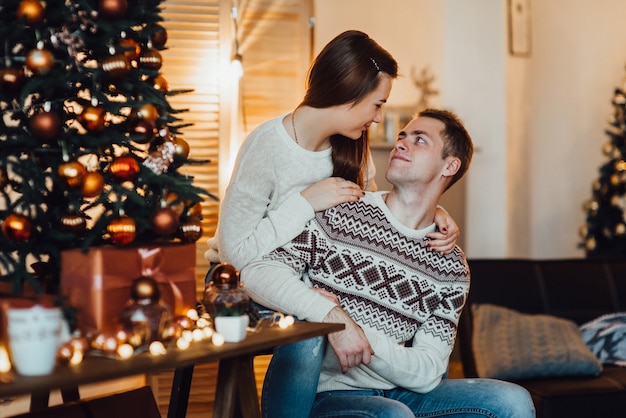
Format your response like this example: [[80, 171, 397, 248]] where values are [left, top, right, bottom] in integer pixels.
[[78, 106, 106, 132], [0, 67, 25, 94], [81, 171, 105, 198], [150, 24, 168, 48], [102, 54, 131, 79], [151, 207, 180, 237], [30, 111, 62, 142], [118, 38, 140, 60], [25, 48, 55, 75], [58, 160, 87, 188], [16, 0, 45, 26], [98, 0, 128, 19], [109, 155, 140, 181], [59, 211, 87, 235], [132, 103, 159, 124], [173, 137, 190, 163], [152, 75, 168, 91], [130, 119, 156, 144], [187, 202, 203, 218], [178, 216, 203, 243], [107, 215, 136, 245], [2, 213, 32, 242], [138, 48, 162, 70]]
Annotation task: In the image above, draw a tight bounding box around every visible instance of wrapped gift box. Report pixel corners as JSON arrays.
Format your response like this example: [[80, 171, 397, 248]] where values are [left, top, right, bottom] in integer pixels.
[[60, 244, 197, 334]]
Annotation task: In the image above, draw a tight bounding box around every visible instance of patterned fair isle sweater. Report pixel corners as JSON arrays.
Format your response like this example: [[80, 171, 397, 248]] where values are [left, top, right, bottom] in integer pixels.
[[242, 191, 470, 394]]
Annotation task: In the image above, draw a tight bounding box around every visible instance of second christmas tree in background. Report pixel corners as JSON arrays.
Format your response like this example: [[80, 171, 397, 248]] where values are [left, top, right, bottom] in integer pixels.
[[581, 66, 626, 259], [0, 0, 214, 293]]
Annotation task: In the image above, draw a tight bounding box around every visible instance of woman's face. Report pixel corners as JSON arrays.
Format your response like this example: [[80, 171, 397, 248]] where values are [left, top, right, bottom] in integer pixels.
[[336, 74, 393, 139]]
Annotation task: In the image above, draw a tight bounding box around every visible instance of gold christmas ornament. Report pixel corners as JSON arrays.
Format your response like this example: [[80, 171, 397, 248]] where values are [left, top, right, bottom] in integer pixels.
[[78, 106, 106, 132], [585, 237, 596, 251], [173, 136, 190, 163], [16, 0, 45, 26], [30, 110, 62, 142], [58, 160, 87, 188], [109, 155, 140, 181], [616, 223, 626, 236], [81, 171, 105, 198], [2, 213, 32, 242], [578, 224, 588, 238], [25, 48, 55, 75], [152, 75, 169, 91], [132, 103, 159, 124], [165, 192, 185, 216], [107, 215, 136, 245]]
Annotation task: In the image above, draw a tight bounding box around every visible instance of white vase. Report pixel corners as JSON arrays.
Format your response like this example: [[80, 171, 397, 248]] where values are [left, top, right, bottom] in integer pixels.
[[214, 315, 249, 343]]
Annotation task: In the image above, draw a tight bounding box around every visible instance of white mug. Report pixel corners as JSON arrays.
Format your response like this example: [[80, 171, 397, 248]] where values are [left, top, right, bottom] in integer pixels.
[[214, 315, 249, 343], [7, 305, 62, 376]]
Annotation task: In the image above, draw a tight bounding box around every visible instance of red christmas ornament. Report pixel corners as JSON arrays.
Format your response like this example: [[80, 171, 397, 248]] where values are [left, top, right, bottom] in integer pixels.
[[30, 111, 62, 142], [107, 215, 136, 245], [150, 24, 168, 48], [138, 48, 162, 70], [59, 211, 87, 235], [25, 48, 55, 75], [102, 54, 131, 79], [58, 160, 87, 188], [16, 0, 45, 26], [2, 213, 32, 242], [98, 0, 128, 19], [81, 171, 105, 198], [178, 216, 203, 243], [78, 106, 106, 132], [109, 155, 140, 181], [151, 206, 180, 237], [0, 67, 25, 94], [119, 38, 141, 60]]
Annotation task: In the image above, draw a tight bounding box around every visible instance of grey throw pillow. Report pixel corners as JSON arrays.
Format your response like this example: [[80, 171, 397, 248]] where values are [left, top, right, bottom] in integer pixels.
[[472, 303, 602, 380]]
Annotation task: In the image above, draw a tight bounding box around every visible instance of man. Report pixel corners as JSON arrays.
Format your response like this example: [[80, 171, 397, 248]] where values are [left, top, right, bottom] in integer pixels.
[[242, 109, 535, 417]]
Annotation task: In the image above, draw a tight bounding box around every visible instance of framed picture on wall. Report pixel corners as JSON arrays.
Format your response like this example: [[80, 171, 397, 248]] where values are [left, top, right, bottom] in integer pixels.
[[508, 0, 531, 56]]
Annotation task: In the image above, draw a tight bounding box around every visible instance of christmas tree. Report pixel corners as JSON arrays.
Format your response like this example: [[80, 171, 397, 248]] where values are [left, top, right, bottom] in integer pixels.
[[580, 69, 626, 259], [0, 0, 214, 294]]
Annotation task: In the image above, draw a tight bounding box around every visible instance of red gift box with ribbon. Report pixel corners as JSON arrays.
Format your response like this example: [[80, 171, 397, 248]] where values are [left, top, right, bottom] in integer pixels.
[[60, 244, 197, 334]]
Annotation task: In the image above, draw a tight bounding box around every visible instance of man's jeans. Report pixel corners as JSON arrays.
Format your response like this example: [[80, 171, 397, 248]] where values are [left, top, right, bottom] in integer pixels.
[[310, 379, 536, 418]]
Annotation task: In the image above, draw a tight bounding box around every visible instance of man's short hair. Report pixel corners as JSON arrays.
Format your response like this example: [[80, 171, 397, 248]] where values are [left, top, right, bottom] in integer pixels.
[[418, 108, 473, 190]]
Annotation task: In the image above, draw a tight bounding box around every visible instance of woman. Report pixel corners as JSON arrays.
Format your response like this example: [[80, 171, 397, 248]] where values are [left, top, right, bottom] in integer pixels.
[[206, 30, 459, 418]]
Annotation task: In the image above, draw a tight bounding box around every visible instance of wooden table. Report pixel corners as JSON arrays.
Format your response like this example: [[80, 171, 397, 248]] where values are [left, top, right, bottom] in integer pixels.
[[0, 321, 343, 418]]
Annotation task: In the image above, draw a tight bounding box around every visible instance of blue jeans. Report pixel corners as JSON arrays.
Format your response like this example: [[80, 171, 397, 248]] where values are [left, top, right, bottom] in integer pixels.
[[310, 379, 536, 418], [261, 336, 326, 418]]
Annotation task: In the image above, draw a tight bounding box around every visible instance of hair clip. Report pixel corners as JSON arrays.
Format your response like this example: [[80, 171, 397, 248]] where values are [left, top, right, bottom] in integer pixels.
[[370, 57, 381, 72]]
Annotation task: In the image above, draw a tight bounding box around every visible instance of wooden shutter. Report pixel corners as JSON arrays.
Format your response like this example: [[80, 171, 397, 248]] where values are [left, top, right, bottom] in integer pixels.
[[151, 1, 312, 416]]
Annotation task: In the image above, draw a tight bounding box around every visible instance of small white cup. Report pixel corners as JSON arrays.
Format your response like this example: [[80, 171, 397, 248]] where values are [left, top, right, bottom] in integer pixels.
[[214, 315, 249, 343], [7, 305, 62, 376]]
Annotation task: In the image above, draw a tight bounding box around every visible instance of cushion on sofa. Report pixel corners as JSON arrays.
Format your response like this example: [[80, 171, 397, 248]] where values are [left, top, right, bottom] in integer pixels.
[[580, 312, 626, 366], [472, 303, 603, 380]]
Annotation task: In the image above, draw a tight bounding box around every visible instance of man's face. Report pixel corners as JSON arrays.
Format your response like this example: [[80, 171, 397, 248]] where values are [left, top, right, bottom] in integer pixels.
[[385, 116, 448, 187]]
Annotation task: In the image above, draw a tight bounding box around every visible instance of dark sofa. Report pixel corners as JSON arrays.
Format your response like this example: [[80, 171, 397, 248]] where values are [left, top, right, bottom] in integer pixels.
[[457, 258, 626, 418]]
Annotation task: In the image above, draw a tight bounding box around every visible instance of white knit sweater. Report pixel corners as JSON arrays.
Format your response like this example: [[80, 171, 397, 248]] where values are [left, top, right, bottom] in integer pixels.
[[242, 192, 470, 394], [206, 114, 375, 272]]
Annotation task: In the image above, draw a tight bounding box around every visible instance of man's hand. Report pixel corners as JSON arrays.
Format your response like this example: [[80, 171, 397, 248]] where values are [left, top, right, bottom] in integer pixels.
[[323, 306, 374, 373]]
